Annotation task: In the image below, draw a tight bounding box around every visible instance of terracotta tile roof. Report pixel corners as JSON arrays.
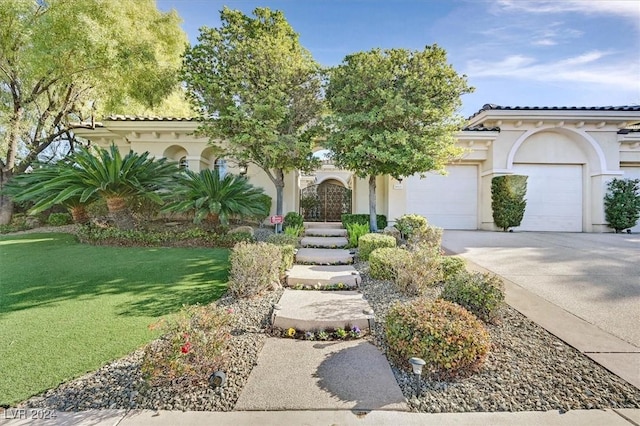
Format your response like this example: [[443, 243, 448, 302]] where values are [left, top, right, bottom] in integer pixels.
[[104, 115, 197, 121], [469, 104, 640, 119], [462, 124, 500, 132]]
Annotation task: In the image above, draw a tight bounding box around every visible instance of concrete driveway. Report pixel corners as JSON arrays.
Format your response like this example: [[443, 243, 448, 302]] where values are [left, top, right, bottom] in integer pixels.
[[441, 231, 640, 348]]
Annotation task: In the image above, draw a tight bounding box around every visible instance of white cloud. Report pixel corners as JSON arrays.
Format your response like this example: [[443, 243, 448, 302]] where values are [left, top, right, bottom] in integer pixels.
[[466, 50, 639, 89], [495, 0, 640, 25], [532, 38, 557, 46]]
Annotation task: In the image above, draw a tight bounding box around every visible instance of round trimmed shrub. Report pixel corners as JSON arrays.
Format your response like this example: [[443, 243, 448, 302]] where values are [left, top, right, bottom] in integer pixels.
[[394, 213, 428, 239], [369, 247, 411, 281], [385, 298, 490, 378], [228, 242, 282, 298], [441, 271, 505, 323], [358, 233, 396, 260]]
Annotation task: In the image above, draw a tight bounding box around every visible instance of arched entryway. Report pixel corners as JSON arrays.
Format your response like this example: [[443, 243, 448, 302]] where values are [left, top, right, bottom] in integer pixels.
[[300, 178, 352, 222]]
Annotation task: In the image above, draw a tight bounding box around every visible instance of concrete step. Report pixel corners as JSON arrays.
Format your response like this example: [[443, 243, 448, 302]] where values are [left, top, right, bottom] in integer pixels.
[[286, 265, 361, 289], [300, 236, 348, 248], [295, 248, 354, 265], [304, 228, 348, 237], [304, 222, 344, 229], [272, 289, 374, 332]]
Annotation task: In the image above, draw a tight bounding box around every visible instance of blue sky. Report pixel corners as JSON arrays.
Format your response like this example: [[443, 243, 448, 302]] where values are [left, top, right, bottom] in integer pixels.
[[157, 0, 640, 118]]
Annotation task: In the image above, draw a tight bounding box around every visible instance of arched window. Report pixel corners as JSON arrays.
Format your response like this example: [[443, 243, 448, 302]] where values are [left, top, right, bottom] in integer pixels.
[[179, 156, 189, 170], [214, 157, 227, 177]]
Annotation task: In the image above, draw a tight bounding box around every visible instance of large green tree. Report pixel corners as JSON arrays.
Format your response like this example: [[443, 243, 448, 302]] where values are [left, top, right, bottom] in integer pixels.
[[181, 7, 324, 220], [325, 46, 472, 231], [0, 0, 189, 224]]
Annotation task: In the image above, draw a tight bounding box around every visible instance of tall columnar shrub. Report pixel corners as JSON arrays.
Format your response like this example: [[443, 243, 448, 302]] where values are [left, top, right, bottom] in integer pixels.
[[604, 178, 640, 233], [491, 175, 527, 231], [386, 298, 490, 378]]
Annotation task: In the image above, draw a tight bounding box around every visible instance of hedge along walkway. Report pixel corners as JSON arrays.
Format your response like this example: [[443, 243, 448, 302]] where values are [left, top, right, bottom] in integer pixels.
[[235, 223, 408, 411], [0, 232, 229, 406]]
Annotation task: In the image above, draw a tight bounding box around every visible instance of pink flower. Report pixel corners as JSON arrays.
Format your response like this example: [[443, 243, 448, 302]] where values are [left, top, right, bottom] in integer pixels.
[[227, 308, 234, 314], [181, 342, 191, 354]]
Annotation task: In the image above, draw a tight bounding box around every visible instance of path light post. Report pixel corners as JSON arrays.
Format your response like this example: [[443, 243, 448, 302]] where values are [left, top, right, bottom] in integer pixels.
[[409, 357, 426, 397]]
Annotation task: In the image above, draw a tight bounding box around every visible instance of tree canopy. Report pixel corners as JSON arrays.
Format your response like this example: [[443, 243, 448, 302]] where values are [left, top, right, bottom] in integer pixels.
[[181, 7, 324, 217], [324, 46, 473, 230], [0, 0, 189, 223]]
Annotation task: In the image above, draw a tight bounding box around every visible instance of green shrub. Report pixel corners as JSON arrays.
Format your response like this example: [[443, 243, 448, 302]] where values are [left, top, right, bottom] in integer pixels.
[[441, 256, 466, 281], [141, 304, 232, 388], [341, 214, 387, 230], [283, 212, 304, 229], [395, 245, 443, 295], [491, 175, 528, 231], [369, 247, 411, 281], [604, 178, 640, 232], [75, 224, 252, 248], [278, 244, 296, 274], [47, 212, 72, 226], [441, 271, 505, 323], [394, 214, 428, 239], [253, 227, 274, 242], [284, 224, 304, 238], [408, 224, 443, 250], [266, 233, 299, 247], [385, 298, 490, 378], [346, 222, 369, 247], [358, 233, 396, 260], [228, 242, 282, 298]]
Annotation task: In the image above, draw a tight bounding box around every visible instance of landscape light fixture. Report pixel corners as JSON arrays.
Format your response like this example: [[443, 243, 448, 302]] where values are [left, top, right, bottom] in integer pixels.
[[209, 371, 226, 389], [238, 162, 248, 176], [408, 357, 426, 397]]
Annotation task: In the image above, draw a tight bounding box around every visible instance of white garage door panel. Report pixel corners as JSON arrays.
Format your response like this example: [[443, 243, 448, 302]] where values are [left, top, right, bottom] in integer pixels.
[[621, 167, 640, 233], [406, 165, 477, 229], [513, 164, 582, 232]]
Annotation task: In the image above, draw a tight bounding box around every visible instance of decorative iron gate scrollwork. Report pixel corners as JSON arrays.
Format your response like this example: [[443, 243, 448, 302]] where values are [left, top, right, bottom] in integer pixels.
[[300, 182, 351, 222]]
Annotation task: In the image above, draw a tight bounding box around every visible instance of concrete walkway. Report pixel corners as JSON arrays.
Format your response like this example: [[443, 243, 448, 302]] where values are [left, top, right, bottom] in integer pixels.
[[1, 408, 639, 425], [442, 230, 640, 389]]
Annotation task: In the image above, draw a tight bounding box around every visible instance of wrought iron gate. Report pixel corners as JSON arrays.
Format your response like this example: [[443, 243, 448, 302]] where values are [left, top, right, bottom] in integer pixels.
[[300, 182, 352, 222]]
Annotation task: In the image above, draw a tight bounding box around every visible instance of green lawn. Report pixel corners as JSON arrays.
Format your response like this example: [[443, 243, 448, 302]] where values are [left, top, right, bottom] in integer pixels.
[[0, 233, 230, 406]]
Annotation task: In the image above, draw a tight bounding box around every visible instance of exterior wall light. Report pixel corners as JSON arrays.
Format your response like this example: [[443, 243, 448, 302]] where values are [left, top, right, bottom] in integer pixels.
[[408, 357, 426, 397]]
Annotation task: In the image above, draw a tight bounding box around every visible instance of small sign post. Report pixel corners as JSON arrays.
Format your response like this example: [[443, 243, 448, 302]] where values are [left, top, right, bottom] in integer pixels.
[[270, 215, 284, 233]]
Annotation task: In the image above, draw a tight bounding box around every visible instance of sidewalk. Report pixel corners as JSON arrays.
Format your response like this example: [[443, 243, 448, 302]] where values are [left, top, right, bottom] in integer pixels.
[[1, 408, 639, 425]]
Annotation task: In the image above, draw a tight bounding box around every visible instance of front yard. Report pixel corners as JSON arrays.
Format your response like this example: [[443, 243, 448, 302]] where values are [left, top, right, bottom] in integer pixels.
[[0, 233, 229, 406]]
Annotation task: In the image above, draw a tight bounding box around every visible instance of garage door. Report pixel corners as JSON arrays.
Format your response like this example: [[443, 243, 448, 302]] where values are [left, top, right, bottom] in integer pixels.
[[621, 167, 640, 233], [512, 164, 583, 232], [405, 165, 478, 229]]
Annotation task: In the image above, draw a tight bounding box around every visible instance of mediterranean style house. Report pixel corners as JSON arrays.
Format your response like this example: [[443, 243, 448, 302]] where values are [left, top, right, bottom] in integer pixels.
[[73, 104, 640, 233]]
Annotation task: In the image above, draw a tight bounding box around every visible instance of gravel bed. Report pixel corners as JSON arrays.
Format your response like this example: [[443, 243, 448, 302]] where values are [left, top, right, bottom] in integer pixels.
[[21, 290, 282, 412], [355, 259, 640, 413]]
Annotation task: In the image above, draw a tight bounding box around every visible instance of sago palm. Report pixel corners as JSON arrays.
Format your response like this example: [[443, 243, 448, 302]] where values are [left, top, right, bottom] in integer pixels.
[[162, 168, 271, 227], [5, 145, 178, 228]]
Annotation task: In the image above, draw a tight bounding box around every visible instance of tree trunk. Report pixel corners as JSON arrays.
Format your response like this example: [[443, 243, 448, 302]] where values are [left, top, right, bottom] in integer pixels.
[[275, 169, 285, 233], [369, 175, 377, 232], [70, 204, 90, 224], [0, 170, 14, 225], [106, 196, 135, 230]]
